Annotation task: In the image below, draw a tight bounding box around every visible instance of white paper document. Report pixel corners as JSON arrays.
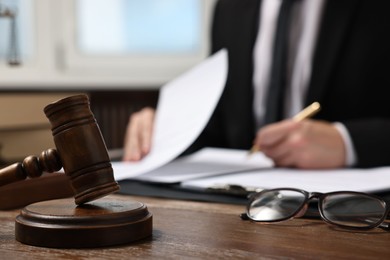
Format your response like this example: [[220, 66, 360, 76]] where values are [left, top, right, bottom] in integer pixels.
[[114, 49, 228, 181], [110, 46, 390, 194], [181, 165, 390, 193], [114, 142, 390, 193], [129, 147, 274, 183]]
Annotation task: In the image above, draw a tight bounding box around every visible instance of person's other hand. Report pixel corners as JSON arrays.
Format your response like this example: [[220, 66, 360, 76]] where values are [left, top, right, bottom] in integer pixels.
[[253, 119, 346, 169], [123, 107, 155, 161]]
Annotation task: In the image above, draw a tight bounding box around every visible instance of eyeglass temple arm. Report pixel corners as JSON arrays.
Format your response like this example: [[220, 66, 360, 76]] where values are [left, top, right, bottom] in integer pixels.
[[378, 222, 390, 231]]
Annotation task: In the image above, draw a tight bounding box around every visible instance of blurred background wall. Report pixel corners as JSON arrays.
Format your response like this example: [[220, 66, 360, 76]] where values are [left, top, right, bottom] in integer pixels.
[[0, 0, 215, 163]]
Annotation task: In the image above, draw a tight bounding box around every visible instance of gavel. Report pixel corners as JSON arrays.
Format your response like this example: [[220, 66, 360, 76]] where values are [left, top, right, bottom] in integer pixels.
[[0, 94, 119, 205], [0, 94, 152, 248]]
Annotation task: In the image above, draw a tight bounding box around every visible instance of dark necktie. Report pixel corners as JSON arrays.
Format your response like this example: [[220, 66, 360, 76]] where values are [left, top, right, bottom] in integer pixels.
[[264, 0, 297, 124]]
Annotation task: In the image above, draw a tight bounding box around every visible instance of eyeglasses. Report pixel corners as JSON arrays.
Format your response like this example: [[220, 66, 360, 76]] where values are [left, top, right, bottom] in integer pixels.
[[241, 188, 390, 230]]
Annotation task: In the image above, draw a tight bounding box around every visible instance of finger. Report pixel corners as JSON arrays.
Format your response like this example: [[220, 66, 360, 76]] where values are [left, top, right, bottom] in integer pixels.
[[139, 109, 155, 155], [261, 139, 290, 160], [261, 137, 296, 167], [256, 120, 299, 148], [262, 130, 306, 167], [123, 114, 142, 161], [274, 154, 295, 168], [122, 118, 133, 161]]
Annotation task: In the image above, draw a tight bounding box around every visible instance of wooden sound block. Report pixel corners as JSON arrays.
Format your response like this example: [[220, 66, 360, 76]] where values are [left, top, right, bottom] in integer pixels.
[[15, 197, 153, 248]]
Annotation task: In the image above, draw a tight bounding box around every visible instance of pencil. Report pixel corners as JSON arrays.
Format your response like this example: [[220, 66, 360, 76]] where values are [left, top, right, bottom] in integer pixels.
[[248, 102, 321, 155]]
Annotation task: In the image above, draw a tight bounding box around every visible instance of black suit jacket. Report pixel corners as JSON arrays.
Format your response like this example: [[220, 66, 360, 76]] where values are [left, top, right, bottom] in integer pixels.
[[186, 0, 390, 167]]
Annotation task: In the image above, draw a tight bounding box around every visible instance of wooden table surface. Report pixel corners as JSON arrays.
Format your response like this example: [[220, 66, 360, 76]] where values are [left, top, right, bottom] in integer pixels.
[[1, 194, 389, 259]]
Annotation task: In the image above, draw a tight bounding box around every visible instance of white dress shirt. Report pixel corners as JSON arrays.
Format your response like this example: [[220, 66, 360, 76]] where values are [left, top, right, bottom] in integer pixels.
[[252, 0, 356, 166]]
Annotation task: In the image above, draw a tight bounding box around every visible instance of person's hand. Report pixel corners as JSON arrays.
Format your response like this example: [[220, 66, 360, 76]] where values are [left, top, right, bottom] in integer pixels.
[[253, 119, 346, 169], [123, 107, 155, 161]]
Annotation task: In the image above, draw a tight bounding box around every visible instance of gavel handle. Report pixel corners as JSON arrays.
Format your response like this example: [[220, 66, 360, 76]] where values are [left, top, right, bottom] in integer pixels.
[[0, 149, 62, 187]]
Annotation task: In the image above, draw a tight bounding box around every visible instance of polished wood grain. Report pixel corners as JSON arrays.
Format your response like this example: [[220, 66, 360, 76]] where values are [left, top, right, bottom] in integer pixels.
[[0, 194, 389, 259], [15, 198, 152, 248], [1, 95, 150, 249], [44, 94, 119, 205], [0, 95, 119, 205], [0, 149, 62, 187], [0, 174, 73, 210]]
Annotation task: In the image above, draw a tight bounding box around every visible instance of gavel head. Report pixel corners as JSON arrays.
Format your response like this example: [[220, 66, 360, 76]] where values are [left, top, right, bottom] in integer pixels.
[[44, 94, 119, 205]]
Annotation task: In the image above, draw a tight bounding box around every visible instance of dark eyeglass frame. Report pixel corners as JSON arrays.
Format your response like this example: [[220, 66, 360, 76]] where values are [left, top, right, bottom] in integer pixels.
[[241, 188, 390, 231]]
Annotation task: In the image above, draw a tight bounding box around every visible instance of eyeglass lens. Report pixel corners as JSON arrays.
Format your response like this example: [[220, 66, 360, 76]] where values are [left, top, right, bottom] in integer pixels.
[[248, 190, 306, 222], [247, 189, 387, 228], [321, 193, 386, 228]]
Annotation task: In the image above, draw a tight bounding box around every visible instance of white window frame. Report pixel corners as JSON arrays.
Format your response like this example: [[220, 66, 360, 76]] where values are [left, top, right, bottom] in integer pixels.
[[0, 0, 216, 90]]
